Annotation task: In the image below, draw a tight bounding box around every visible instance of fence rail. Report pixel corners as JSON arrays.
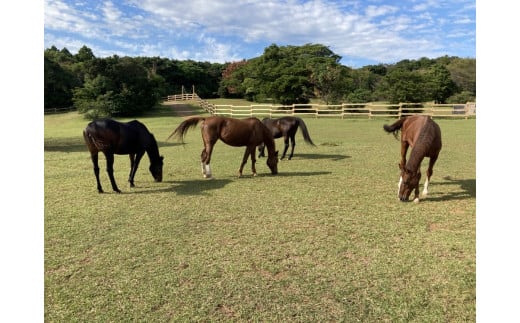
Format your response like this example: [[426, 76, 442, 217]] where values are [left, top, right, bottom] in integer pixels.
[[195, 101, 476, 119], [164, 93, 201, 101]]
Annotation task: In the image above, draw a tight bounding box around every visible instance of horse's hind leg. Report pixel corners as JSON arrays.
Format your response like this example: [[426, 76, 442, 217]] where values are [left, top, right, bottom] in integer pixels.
[[104, 153, 121, 193], [280, 136, 290, 160], [422, 155, 438, 197], [258, 144, 265, 158], [201, 144, 214, 179], [288, 134, 296, 160], [90, 152, 104, 193]]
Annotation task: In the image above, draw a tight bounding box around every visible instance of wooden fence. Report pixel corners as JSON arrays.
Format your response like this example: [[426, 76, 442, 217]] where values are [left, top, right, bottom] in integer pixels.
[[164, 93, 200, 101], [198, 101, 476, 119]]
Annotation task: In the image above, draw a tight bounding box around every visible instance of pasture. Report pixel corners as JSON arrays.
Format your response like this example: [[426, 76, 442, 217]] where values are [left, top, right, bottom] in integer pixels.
[[44, 104, 475, 321]]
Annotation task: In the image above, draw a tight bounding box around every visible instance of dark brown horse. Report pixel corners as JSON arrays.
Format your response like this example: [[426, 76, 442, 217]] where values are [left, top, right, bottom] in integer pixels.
[[258, 116, 316, 160], [168, 116, 278, 178], [83, 119, 164, 193], [383, 115, 442, 202]]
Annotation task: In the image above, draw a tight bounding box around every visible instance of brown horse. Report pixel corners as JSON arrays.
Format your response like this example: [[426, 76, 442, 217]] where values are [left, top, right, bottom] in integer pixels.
[[258, 116, 316, 160], [168, 116, 278, 178], [383, 115, 442, 202], [83, 119, 164, 193]]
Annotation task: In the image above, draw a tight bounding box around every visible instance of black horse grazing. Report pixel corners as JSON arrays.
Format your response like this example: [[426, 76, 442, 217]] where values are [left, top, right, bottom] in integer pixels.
[[258, 116, 315, 160], [383, 115, 442, 202], [83, 119, 164, 193], [168, 116, 278, 178]]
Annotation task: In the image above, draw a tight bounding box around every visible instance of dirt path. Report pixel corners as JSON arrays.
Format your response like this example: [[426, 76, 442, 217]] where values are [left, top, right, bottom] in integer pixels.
[[163, 101, 204, 117]]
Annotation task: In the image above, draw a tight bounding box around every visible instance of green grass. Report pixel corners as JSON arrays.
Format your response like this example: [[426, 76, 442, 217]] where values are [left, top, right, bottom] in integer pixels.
[[45, 105, 475, 322]]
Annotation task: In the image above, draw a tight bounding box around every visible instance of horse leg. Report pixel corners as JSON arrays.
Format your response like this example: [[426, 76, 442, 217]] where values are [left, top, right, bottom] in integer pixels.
[[201, 143, 214, 179], [280, 136, 290, 160], [90, 152, 104, 193], [250, 146, 257, 176], [422, 154, 439, 197], [238, 147, 252, 177], [258, 143, 265, 158], [128, 153, 136, 187], [288, 134, 296, 160], [104, 153, 121, 193], [398, 142, 409, 196], [128, 152, 144, 187], [413, 182, 420, 203]]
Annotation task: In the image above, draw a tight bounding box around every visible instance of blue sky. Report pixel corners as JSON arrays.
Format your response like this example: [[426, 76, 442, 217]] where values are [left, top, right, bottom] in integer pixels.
[[44, 0, 475, 68]]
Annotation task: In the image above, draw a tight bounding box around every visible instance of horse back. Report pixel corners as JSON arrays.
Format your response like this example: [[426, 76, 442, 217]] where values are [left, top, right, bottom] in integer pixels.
[[404, 116, 442, 155], [84, 119, 149, 154]]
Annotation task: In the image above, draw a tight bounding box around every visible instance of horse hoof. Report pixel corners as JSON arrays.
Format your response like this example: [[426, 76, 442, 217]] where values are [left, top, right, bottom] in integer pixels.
[[413, 198, 420, 203]]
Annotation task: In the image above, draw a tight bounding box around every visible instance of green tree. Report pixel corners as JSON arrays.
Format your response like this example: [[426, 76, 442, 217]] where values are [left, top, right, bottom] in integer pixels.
[[425, 64, 457, 103]]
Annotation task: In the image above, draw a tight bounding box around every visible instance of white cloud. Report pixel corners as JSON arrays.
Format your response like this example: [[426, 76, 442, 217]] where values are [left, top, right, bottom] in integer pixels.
[[44, 0, 475, 66]]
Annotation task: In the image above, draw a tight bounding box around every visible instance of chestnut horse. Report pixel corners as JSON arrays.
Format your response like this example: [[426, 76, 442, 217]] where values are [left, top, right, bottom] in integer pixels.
[[168, 116, 278, 178], [83, 119, 164, 193], [258, 116, 316, 160], [383, 115, 442, 202]]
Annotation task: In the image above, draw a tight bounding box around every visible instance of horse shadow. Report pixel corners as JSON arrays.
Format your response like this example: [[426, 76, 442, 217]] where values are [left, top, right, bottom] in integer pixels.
[[279, 153, 350, 161], [276, 171, 332, 177], [425, 176, 476, 201], [137, 179, 233, 196]]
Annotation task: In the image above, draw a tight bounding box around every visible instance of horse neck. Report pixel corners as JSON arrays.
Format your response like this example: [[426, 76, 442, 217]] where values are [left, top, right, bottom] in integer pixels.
[[262, 133, 277, 157], [145, 135, 161, 162], [406, 122, 432, 172]]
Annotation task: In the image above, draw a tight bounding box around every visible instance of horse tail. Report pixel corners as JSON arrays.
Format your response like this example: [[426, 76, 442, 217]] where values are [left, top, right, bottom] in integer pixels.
[[167, 116, 205, 142], [296, 117, 316, 146], [383, 118, 405, 140]]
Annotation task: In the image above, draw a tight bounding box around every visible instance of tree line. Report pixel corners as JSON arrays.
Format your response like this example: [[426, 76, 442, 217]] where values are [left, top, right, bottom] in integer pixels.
[[44, 44, 475, 119]]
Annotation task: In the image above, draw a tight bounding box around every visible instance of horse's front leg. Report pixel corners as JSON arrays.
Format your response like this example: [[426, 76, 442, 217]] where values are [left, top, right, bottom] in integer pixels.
[[412, 183, 420, 203], [238, 147, 255, 177], [398, 142, 409, 196], [422, 154, 439, 197], [128, 152, 144, 187], [128, 153, 136, 187], [104, 153, 121, 193]]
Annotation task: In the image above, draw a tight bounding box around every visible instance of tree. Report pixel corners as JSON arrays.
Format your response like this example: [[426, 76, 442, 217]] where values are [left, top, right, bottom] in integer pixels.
[[425, 64, 457, 103], [220, 43, 345, 104]]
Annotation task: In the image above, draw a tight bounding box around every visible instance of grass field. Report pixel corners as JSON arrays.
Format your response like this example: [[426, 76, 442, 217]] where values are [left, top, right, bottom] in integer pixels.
[[44, 103, 476, 321]]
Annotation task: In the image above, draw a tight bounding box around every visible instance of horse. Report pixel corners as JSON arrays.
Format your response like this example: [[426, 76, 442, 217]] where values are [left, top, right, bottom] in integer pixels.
[[258, 116, 316, 160], [83, 119, 164, 193], [383, 115, 442, 202], [168, 116, 278, 178]]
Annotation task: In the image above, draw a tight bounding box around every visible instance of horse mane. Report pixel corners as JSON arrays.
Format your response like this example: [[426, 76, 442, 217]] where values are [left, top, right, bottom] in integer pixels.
[[259, 122, 276, 153]]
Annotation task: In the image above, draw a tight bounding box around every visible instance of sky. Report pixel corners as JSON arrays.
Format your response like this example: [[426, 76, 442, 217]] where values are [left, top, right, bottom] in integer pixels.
[[44, 0, 475, 68]]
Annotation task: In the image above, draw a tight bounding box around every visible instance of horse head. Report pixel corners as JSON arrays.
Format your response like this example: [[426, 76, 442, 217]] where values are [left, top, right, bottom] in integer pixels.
[[149, 156, 164, 182], [399, 166, 421, 202], [267, 151, 279, 175]]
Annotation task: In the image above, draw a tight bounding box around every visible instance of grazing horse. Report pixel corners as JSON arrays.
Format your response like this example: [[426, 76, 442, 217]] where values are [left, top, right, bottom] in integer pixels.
[[83, 119, 164, 193], [383, 115, 442, 202], [168, 116, 278, 178], [258, 116, 316, 160]]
